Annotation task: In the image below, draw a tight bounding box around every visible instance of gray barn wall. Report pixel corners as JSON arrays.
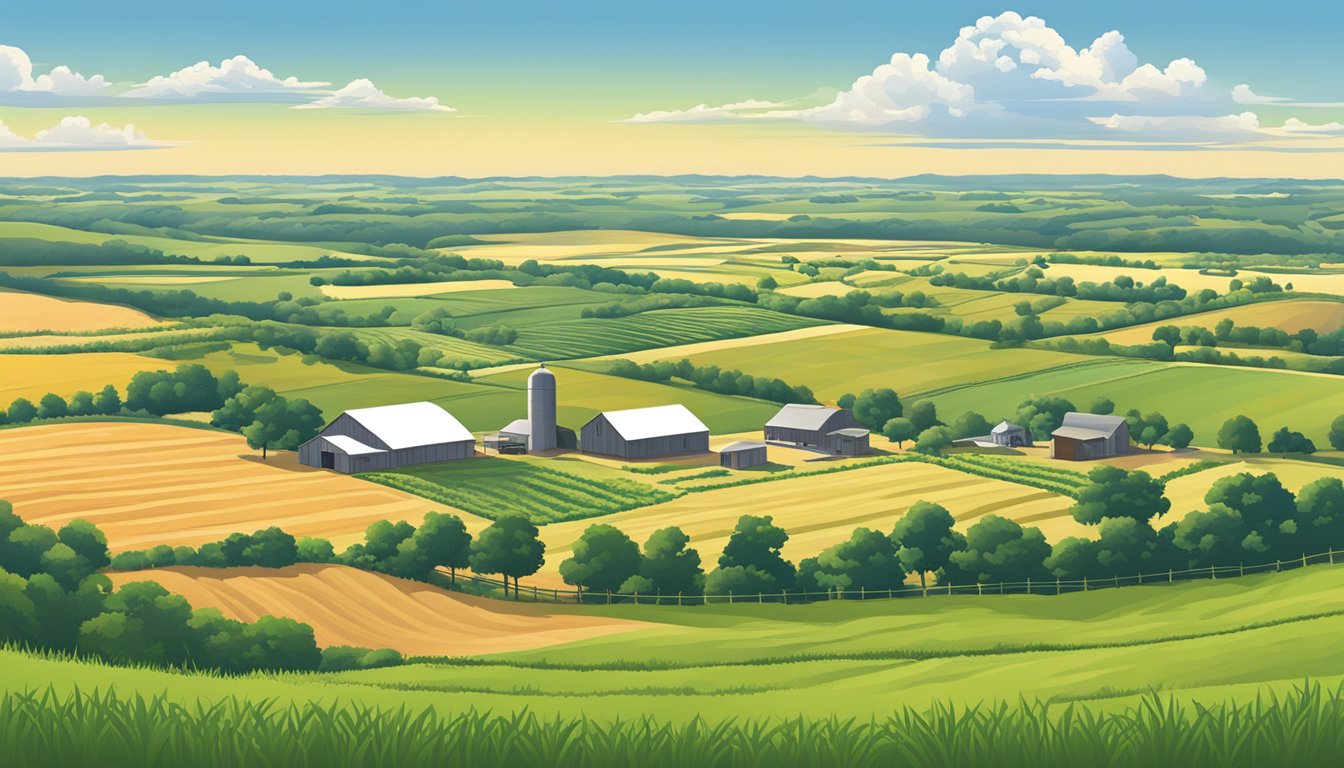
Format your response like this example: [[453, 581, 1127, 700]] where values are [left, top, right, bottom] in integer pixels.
[[764, 410, 859, 447], [581, 415, 710, 458], [299, 413, 475, 473]]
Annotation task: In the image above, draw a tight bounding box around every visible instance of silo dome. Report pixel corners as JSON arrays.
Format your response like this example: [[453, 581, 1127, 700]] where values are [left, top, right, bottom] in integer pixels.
[[527, 363, 557, 451]]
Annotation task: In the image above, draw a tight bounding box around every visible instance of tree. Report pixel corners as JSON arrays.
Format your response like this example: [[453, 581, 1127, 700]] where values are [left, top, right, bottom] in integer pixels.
[[92, 384, 121, 415], [1089, 397, 1115, 416], [1044, 537, 1098, 580], [7, 398, 37, 424], [410, 512, 472, 585], [703, 564, 782, 600], [913, 426, 954, 456], [1, 524, 58, 578], [215, 386, 324, 459], [362, 520, 416, 563], [37, 393, 67, 420], [0, 570, 36, 643], [907, 400, 940, 433], [1151, 325, 1182, 347], [890, 501, 965, 590], [1092, 517, 1162, 576], [296, 537, 335, 563], [849, 388, 902, 431], [1217, 416, 1262, 454], [240, 527, 297, 567], [559, 524, 642, 596], [949, 411, 991, 440], [882, 417, 916, 448], [1126, 411, 1169, 449], [756, 275, 778, 291], [1070, 466, 1170, 525], [1330, 415, 1344, 451], [1172, 503, 1247, 567], [809, 528, 904, 594], [1296, 477, 1344, 548], [946, 515, 1051, 586], [716, 514, 795, 589], [1163, 423, 1194, 449], [57, 520, 110, 571], [1205, 472, 1296, 556], [1267, 427, 1316, 455], [635, 526, 703, 596], [67, 391, 95, 417], [469, 514, 545, 599], [1014, 396, 1076, 441]]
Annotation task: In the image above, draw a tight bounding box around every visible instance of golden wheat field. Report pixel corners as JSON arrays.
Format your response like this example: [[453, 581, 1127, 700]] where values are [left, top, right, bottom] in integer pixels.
[[106, 564, 644, 655], [1099, 300, 1344, 345], [0, 352, 173, 403], [0, 423, 491, 551], [0, 291, 163, 333]]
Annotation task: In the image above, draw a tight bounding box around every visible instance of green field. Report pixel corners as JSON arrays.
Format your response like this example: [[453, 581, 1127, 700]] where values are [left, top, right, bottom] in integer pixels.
[[361, 455, 676, 523]]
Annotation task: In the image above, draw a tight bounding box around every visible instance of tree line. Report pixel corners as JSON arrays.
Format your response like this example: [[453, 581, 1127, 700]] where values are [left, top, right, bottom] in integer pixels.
[[605, 358, 817, 405]]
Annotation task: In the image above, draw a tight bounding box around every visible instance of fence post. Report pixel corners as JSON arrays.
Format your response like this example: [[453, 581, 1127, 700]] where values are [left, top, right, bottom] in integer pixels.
[[1275, 560, 1281, 572], [633, 591, 639, 605], [1026, 577, 1031, 595], [860, 586, 866, 601], [947, 582, 952, 596], [553, 588, 558, 602], [607, 589, 612, 605], [977, 582, 983, 596], [678, 591, 683, 607], [1137, 572, 1143, 586], [1056, 578, 1061, 595], [1331, 549, 1336, 566], [729, 590, 734, 605], [1211, 566, 1217, 580], [1083, 576, 1088, 592], [1168, 569, 1173, 584], [1302, 553, 1308, 568], [1239, 563, 1244, 578], [888, 588, 893, 599], [758, 591, 763, 604]]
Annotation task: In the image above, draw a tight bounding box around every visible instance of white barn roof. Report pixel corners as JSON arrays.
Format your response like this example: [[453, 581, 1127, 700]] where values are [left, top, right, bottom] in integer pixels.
[[322, 434, 385, 456], [766, 404, 840, 432], [992, 420, 1024, 434], [344, 401, 473, 449], [720, 441, 766, 453], [599, 404, 709, 442], [1055, 412, 1125, 439]]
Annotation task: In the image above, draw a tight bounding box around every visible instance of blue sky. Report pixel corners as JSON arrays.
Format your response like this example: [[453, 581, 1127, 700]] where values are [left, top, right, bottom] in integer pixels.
[[1, 2, 1341, 176]]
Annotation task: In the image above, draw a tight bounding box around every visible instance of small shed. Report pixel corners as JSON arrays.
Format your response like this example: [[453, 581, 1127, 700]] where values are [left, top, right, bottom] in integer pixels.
[[484, 418, 577, 454], [990, 420, 1031, 448], [764, 404, 860, 449], [580, 404, 710, 459], [1051, 412, 1130, 461], [299, 401, 475, 474], [825, 428, 870, 456], [719, 441, 768, 469]]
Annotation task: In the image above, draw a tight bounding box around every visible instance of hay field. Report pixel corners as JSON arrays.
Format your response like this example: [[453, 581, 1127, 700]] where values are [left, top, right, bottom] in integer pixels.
[[107, 565, 643, 656], [530, 459, 1082, 588], [1161, 454, 1344, 517], [600, 323, 865, 365], [1042, 264, 1233, 293], [0, 423, 491, 551], [775, 281, 854, 298], [319, 279, 516, 299], [0, 291, 163, 333], [1099, 300, 1344, 344], [65, 275, 238, 285], [0, 351, 168, 403]]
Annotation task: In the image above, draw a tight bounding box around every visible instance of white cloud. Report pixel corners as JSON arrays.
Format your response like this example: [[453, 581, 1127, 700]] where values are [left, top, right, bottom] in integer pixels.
[[624, 98, 796, 123], [0, 115, 159, 151], [1088, 112, 1263, 139], [0, 44, 109, 96], [801, 52, 980, 126], [295, 78, 453, 112], [1232, 84, 1290, 105], [1279, 117, 1344, 134], [121, 55, 328, 100]]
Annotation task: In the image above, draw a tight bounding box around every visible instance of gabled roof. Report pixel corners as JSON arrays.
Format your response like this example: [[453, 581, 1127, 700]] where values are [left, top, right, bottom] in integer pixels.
[[1052, 426, 1111, 442], [766, 404, 841, 432], [343, 401, 473, 449], [1056, 412, 1126, 438], [592, 404, 709, 442], [828, 428, 870, 438], [322, 435, 385, 456], [992, 420, 1025, 434], [720, 441, 766, 453]]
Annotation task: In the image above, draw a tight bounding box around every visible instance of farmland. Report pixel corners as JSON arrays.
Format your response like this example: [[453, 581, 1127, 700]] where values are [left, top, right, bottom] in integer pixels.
[[0, 290, 164, 333]]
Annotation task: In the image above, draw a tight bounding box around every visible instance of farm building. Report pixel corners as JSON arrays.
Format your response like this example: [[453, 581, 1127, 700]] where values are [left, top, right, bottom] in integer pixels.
[[825, 428, 870, 456], [580, 404, 710, 459], [720, 441, 768, 469], [1051, 412, 1130, 461], [991, 421, 1031, 447], [483, 418, 576, 454], [483, 364, 576, 453], [299, 401, 475, 474], [763, 404, 861, 449]]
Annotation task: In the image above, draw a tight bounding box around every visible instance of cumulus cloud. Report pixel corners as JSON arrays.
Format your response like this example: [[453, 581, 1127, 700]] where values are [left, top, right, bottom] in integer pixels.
[[121, 55, 329, 100], [1279, 117, 1344, 134], [625, 98, 795, 123], [0, 44, 109, 97], [625, 10, 1331, 145], [295, 78, 453, 112], [0, 115, 159, 151]]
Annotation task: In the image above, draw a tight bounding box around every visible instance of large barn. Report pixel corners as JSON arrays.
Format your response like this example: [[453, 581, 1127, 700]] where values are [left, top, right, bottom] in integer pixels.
[[580, 404, 710, 459], [763, 404, 861, 449], [299, 401, 475, 474], [1050, 412, 1130, 461]]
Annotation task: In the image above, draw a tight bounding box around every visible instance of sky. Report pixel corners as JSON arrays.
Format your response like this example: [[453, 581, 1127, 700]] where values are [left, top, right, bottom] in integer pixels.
[[1, 0, 1342, 178]]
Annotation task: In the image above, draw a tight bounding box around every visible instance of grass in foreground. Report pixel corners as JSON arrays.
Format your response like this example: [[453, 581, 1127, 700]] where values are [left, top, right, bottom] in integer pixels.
[[3, 683, 1342, 768]]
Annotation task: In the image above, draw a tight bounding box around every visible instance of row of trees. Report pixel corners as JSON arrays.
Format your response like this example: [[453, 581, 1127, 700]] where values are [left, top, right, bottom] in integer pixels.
[[931, 269, 1190, 303], [1217, 415, 1336, 456], [1154, 318, 1344, 359], [606, 358, 816, 405]]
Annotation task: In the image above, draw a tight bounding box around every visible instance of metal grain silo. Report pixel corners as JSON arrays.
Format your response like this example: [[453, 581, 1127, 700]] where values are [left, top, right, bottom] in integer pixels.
[[527, 363, 557, 451]]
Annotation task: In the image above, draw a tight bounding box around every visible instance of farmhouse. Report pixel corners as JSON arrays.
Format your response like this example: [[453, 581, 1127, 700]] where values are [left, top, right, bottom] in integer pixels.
[[719, 441, 768, 469], [991, 420, 1031, 448], [299, 401, 475, 474], [580, 404, 710, 459], [1051, 412, 1130, 461], [764, 404, 861, 449]]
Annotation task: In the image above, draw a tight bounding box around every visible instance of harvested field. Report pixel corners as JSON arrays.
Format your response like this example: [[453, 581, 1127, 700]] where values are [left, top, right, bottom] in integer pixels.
[[0, 351, 169, 403], [319, 279, 516, 299], [0, 290, 163, 333], [0, 423, 491, 551], [598, 323, 864, 365], [106, 565, 644, 655], [1100, 300, 1344, 345]]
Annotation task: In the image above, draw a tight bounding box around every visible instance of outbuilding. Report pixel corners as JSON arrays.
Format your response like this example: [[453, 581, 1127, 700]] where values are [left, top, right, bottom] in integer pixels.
[[825, 428, 871, 456], [719, 441, 768, 469], [991, 420, 1031, 448], [299, 401, 475, 474], [764, 404, 861, 449], [483, 417, 576, 454], [580, 404, 710, 459], [1050, 412, 1130, 461]]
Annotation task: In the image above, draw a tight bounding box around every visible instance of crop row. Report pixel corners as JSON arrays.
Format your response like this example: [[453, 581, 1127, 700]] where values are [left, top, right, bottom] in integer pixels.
[[507, 307, 818, 359]]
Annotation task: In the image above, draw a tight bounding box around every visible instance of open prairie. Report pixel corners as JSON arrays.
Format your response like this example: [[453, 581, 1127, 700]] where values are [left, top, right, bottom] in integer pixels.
[[106, 564, 645, 656], [0, 422, 490, 551]]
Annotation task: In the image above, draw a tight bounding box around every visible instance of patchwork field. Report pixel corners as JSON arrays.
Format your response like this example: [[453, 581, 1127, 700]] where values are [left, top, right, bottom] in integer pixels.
[[1099, 299, 1344, 344], [0, 290, 163, 333], [0, 351, 172, 403], [0, 422, 489, 551], [319, 279, 517, 299], [106, 564, 644, 656]]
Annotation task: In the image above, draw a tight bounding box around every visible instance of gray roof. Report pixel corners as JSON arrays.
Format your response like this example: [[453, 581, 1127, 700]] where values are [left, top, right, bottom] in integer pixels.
[[766, 404, 842, 431], [720, 441, 767, 453], [991, 420, 1025, 434], [1052, 426, 1111, 441], [1057, 412, 1126, 438], [828, 428, 870, 438]]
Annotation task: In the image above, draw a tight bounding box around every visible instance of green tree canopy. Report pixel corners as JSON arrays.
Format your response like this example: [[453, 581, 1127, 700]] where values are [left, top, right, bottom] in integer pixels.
[[882, 417, 916, 448], [948, 411, 992, 440], [717, 514, 795, 589], [1070, 466, 1170, 525], [1267, 427, 1316, 455], [1217, 415, 1262, 454], [849, 388, 902, 431], [635, 526, 703, 596], [946, 515, 1051, 586], [469, 514, 545, 598], [1014, 396, 1076, 441], [907, 400, 940, 433], [913, 426, 954, 456], [890, 501, 965, 589], [809, 527, 905, 593], [559, 524, 643, 594]]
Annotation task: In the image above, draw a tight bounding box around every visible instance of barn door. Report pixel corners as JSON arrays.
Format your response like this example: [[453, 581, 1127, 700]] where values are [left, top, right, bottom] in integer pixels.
[[321, 451, 335, 469]]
